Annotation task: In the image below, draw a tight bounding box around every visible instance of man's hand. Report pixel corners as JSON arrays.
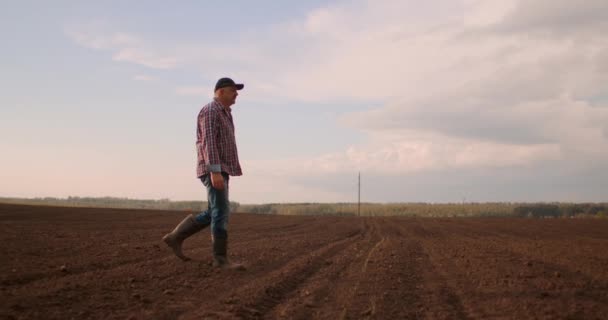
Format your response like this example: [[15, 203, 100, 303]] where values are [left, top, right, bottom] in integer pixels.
[[210, 172, 225, 190]]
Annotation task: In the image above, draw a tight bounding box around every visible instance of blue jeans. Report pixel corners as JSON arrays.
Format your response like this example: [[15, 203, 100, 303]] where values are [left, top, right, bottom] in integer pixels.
[[194, 173, 230, 240]]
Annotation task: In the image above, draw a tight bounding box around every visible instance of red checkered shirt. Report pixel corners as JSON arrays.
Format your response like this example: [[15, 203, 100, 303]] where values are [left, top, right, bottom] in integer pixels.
[[196, 98, 242, 177]]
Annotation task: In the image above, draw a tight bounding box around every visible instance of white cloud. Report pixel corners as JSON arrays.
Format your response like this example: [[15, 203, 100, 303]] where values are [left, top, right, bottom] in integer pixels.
[[133, 74, 158, 82], [112, 48, 177, 69], [66, 25, 178, 70], [65, 1, 608, 201], [246, 130, 562, 177], [66, 28, 137, 49]]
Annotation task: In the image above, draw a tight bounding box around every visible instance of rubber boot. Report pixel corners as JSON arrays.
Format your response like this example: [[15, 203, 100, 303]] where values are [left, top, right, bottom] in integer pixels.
[[213, 236, 246, 271], [162, 214, 205, 261]]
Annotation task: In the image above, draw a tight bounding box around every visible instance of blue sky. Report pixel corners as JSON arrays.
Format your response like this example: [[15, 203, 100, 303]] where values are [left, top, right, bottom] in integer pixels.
[[2, 0, 608, 203]]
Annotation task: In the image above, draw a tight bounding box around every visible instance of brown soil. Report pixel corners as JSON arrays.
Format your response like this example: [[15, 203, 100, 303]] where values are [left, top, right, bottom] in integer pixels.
[[1, 203, 607, 319]]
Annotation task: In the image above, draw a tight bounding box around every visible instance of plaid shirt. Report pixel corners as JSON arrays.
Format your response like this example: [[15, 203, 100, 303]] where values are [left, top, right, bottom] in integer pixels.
[[196, 98, 242, 177]]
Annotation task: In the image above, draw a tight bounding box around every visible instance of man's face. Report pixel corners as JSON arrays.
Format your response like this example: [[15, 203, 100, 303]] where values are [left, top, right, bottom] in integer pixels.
[[219, 86, 238, 106]]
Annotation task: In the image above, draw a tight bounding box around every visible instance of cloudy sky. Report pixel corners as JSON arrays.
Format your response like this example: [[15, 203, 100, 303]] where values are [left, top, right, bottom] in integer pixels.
[[2, 0, 607, 203]]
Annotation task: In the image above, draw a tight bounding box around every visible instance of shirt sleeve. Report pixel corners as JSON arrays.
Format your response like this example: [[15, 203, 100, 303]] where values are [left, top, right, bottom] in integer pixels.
[[199, 108, 222, 172]]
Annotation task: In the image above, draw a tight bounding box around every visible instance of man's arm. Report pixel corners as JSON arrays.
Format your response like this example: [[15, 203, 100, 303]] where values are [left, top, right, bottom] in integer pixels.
[[200, 108, 225, 190]]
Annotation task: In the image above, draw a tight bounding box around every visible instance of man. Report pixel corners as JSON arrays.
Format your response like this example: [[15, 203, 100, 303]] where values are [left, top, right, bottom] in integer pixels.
[[163, 77, 245, 270]]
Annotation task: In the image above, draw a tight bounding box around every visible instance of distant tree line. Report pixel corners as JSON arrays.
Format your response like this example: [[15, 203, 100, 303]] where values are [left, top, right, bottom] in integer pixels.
[[513, 203, 608, 218], [1, 197, 605, 218], [239, 202, 516, 217], [239, 202, 608, 218], [0, 196, 240, 212]]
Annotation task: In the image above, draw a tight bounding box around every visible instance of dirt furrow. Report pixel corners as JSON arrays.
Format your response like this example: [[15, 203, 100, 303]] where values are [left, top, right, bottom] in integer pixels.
[[336, 218, 384, 319], [183, 225, 365, 319], [2, 217, 359, 320], [260, 218, 379, 319], [3, 204, 608, 320], [0, 214, 333, 288], [411, 219, 608, 319]]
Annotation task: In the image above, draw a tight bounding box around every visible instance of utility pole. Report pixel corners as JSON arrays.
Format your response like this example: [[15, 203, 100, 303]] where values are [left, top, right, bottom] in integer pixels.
[[358, 171, 361, 217]]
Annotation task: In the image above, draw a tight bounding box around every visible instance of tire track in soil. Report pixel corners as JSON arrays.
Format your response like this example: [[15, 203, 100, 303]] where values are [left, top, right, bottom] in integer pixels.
[[423, 218, 608, 277], [183, 219, 369, 319], [460, 220, 608, 280], [337, 218, 470, 320], [337, 218, 385, 320], [404, 219, 471, 320], [0, 215, 332, 288], [267, 217, 420, 320], [0, 209, 296, 275], [410, 219, 608, 319], [262, 218, 381, 319], [4, 204, 608, 320], [1, 231, 269, 287], [3, 217, 361, 320], [439, 226, 608, 318], [3, 228, 350, 290], [365, 219, 426, 320]]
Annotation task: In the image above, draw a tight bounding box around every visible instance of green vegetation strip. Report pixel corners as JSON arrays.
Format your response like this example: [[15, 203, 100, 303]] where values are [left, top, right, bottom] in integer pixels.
[[1, 197, 606, 218]]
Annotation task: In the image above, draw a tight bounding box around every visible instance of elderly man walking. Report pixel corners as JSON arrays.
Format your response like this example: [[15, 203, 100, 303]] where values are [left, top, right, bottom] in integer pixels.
[[163, 77, 245, 270]]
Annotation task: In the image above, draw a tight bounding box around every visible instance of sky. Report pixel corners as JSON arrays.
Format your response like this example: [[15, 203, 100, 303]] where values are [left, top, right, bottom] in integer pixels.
[[1, 0, 607, 204]]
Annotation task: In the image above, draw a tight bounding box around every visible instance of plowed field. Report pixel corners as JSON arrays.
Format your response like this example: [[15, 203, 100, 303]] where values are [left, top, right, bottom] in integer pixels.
[[1, 203, 607, 319]]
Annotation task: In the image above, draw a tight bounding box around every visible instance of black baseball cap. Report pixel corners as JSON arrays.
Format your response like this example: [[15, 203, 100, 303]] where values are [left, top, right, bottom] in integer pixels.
[[215, 77, 244, 91]]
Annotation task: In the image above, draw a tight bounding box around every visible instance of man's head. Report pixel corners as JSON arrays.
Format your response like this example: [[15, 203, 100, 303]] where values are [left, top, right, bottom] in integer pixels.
[[214, 77, 244, 108]]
